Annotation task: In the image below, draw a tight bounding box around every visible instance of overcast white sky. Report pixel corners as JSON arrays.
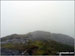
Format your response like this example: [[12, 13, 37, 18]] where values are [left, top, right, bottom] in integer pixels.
[[1, 1, 74, 38]]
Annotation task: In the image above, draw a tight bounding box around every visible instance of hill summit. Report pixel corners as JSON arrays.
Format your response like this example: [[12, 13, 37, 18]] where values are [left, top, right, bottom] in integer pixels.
[[1, 31, 74, 55]]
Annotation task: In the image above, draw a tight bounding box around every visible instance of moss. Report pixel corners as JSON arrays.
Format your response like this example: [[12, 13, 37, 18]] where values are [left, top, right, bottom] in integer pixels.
[[1, 40, 74, 55], [1, 43, 26, 52]]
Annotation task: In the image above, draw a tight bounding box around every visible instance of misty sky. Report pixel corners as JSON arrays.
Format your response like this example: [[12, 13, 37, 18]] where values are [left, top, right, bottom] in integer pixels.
[[1, 1, 74, 38]]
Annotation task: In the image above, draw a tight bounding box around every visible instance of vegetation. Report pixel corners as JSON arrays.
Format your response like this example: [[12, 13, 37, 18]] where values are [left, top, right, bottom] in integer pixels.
[[1, 43, 26, 52], [25, 40, 74, 55], [1, 39, 74, 55]]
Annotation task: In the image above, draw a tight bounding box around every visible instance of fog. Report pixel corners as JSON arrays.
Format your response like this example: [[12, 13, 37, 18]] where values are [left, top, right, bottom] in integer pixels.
[[1, 1, 74, 38]]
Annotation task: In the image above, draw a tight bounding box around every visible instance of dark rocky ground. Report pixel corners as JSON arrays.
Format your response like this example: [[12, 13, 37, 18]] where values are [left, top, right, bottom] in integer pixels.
[[1, 48, 20, 55]]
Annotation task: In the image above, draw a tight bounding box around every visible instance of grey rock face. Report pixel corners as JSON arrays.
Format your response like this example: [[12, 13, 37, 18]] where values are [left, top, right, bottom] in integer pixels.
[[1, 34, 29, 44], [1, 48, 20, 55]]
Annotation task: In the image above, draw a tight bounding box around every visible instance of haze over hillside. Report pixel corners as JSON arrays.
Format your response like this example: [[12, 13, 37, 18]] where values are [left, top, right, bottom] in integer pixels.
[[1, 31, 74, 55], [1, 31, 74, 46], [1, 1, 74, 38]]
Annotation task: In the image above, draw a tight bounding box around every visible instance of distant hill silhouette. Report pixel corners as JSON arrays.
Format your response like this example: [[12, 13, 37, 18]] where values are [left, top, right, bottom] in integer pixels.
[[1, 31, 74, 55], [26, 31, 74, 46]]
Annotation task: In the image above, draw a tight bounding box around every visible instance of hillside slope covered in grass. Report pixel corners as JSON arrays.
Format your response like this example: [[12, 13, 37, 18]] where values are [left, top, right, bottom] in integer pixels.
[[1, 31, 74, 55]]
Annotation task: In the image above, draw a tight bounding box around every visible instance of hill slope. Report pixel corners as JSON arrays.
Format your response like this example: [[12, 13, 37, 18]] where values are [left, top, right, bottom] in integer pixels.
[[1, 31, 74, 55]]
